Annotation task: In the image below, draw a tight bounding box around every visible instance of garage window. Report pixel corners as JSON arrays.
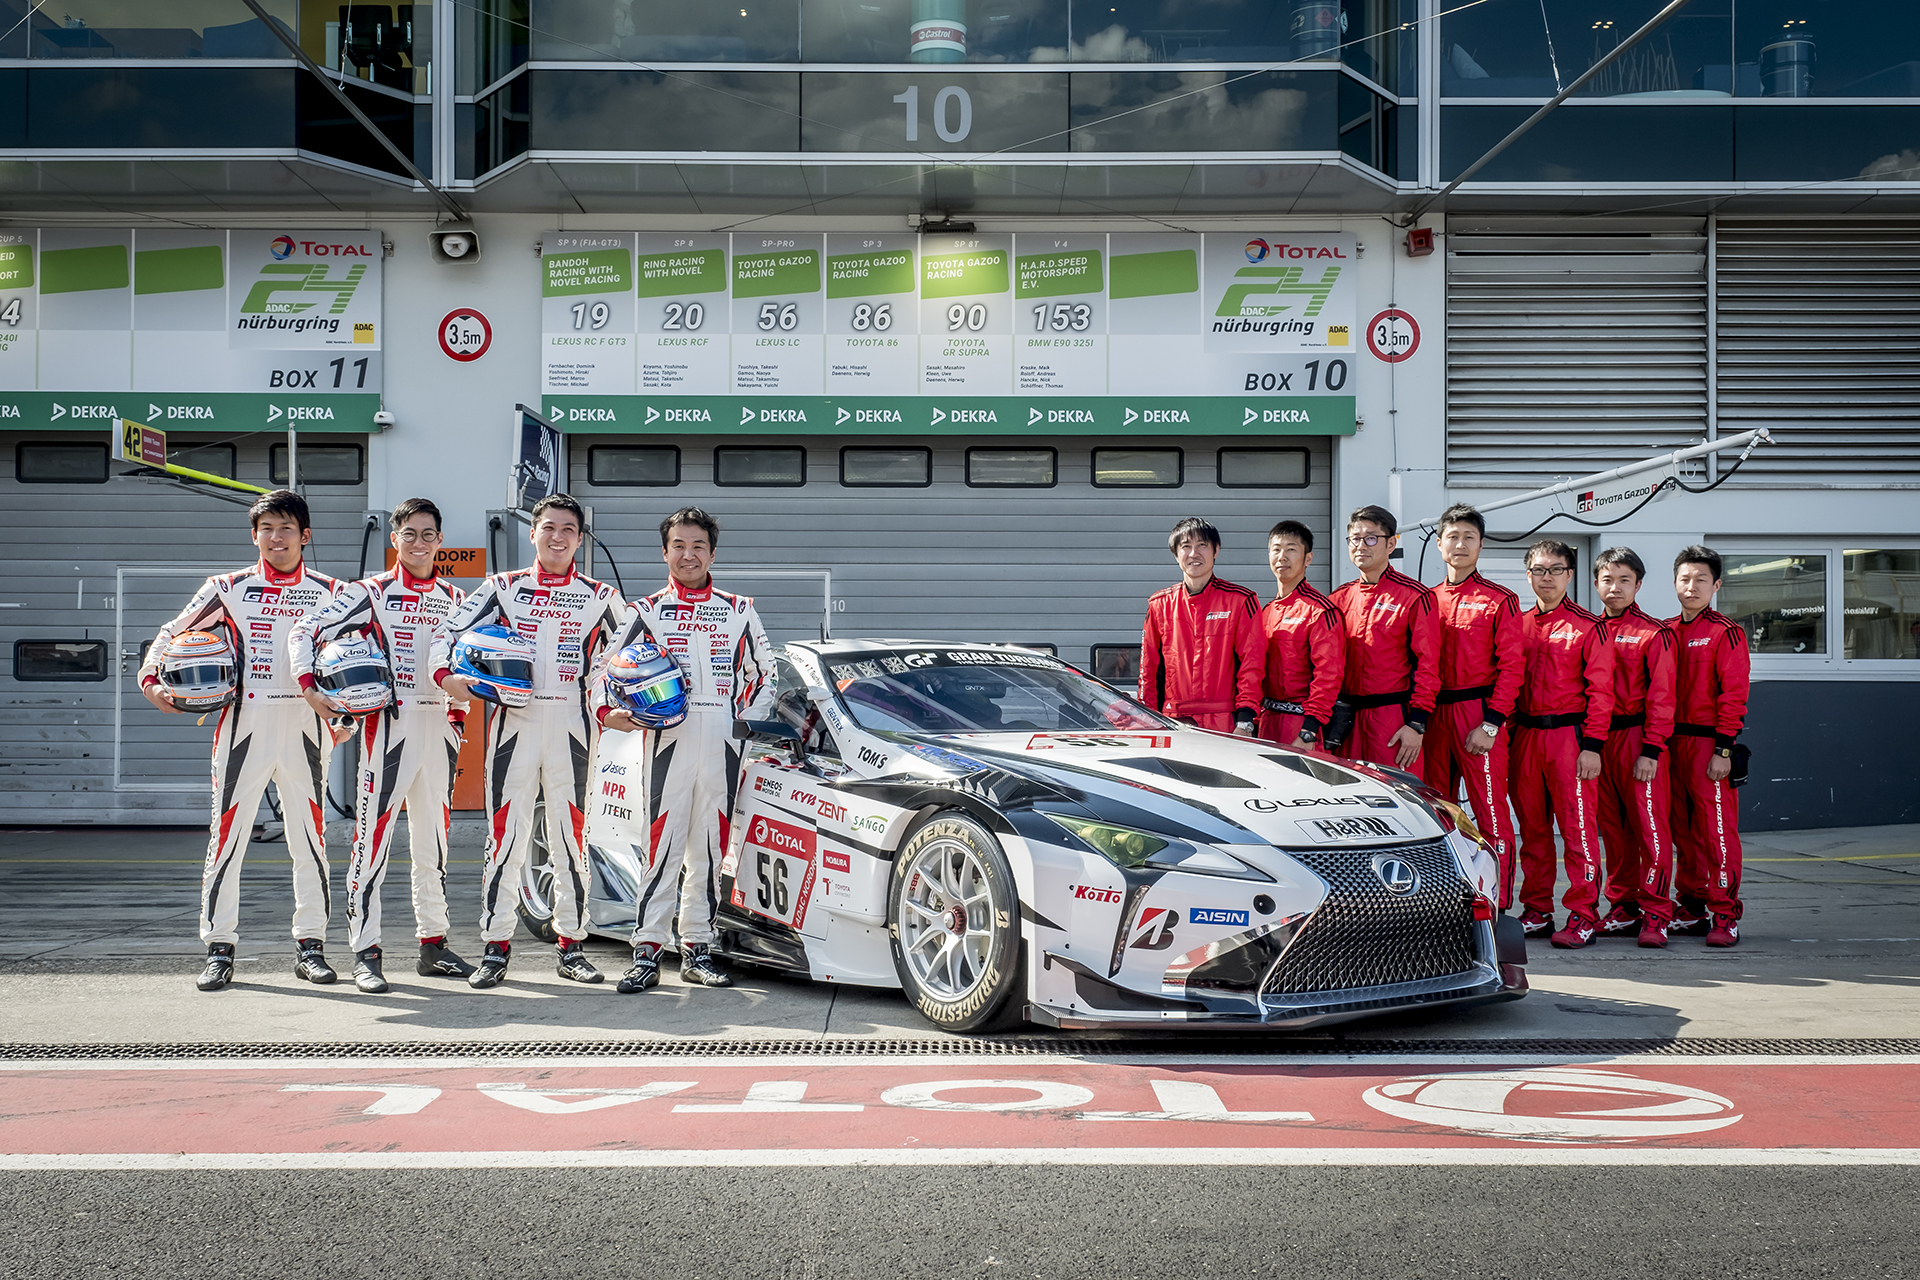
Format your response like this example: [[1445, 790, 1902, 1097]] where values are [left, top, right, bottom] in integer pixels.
[[715, 446, 806, 486], [1090, 644, 1141, 686], [270, 443, 364, 485], [168, 442, 237, 479], [16, 442, 107, 483], [589, 446, 680, 486], [966, 447, 1056, 487], [841, 446, 931, 487], [1093, 448, 1182, 487], [1218, 447, 1309, 488], [13, 639, 109, 682]]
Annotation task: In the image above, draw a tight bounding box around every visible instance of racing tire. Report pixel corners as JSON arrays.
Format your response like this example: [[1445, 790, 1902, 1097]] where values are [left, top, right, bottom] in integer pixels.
[[887, 812, 1026, 1033], [515, 796, 562, 944]]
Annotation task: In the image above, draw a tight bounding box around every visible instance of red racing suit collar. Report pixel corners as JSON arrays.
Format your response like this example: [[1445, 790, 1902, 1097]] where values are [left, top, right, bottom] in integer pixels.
[[536, 565, 576, 587], [259, 559, 304, 585], [399, 567, 437, 592], [670, 575, 714, 602]]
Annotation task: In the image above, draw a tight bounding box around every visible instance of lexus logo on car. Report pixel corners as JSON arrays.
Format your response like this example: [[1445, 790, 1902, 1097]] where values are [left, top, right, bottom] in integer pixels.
[[1373, 856, 1418, 895], [1245, 798, 1280, 812]]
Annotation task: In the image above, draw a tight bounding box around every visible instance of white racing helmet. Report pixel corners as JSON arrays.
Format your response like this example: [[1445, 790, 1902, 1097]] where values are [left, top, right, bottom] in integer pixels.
[[158, 629, 236, 712], [314, 635, 394, 715]]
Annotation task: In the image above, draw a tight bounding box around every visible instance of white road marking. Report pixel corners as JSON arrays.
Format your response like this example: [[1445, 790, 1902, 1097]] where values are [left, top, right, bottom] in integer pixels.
[[4, 1148, 1919, 1171], [476, 1082, 696, 1114], [280, 1084, 441, 1115], [673, 1081, 863, 1113], [1077, 1079, 1315, 1123]]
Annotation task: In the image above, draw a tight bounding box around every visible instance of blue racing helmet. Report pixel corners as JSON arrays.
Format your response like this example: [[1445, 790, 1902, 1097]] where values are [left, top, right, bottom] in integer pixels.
[[451, 624, 536, 708], [604, 640, 688, 728]]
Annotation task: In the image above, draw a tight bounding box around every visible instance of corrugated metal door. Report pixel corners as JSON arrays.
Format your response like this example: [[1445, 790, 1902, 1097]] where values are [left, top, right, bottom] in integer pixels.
[[0, 433, 369, 823], [569, 433, 1333, 674], [1715, 220, 1920, 483], [1446, 217, 1709, 487]]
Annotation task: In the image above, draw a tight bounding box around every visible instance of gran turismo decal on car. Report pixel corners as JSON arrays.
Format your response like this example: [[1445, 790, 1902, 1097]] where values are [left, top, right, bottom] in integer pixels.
[[1025, 733, 1174, 750]]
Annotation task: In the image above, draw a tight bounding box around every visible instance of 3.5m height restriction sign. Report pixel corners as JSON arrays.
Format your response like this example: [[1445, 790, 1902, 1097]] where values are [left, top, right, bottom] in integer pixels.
[[1366, 308, 1419, 363], [440, 308, 492, 362]]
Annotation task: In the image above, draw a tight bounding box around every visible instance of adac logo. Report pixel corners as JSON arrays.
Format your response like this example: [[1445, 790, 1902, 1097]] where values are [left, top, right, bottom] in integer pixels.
[[1244, 238, 1270, 263], [1362, 1067, 1744, 1143], [1215, 264, 1343, 319], [270, 236, 295, 261], [240, 263, 367, 316]]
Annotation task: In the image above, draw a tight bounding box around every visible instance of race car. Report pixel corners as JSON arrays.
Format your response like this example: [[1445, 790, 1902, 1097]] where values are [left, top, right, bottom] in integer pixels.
[[518, 639, 1528, 1033]]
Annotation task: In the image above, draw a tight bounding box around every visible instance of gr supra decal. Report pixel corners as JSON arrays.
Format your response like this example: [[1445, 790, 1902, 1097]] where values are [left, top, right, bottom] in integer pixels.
[[552, 639, 1527, 1033]]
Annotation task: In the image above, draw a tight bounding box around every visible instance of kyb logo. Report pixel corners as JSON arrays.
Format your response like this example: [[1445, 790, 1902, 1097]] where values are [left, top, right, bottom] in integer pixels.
[[1362, 1067, 1744, 1142], [1129, 907, 1178, 950]]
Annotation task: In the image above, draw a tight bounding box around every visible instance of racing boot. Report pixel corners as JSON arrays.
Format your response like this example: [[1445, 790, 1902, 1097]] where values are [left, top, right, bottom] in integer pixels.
[[1638, 917, 1670, 949], [468, 941, 511, 989], [1670, 900, 1712, 937], [1519, 909, 1555, 939], [680, 943, 734, 988], [555, 939, 604, 984], [1550, 914, 1599, 949], [1597, 903, 1641, 937], [293, 938, 338, 984], [353, 945, 389, 994], [417, 936, 476, 979], [1704, 913, 1740, 948], [616, 944, 661, 994], [196, 942, 236, 992]]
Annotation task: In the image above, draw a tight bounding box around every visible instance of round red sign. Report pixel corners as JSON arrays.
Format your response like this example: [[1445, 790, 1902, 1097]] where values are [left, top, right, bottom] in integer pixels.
[[1366, 308, 1420, 363], [439, 309, 492, 362]]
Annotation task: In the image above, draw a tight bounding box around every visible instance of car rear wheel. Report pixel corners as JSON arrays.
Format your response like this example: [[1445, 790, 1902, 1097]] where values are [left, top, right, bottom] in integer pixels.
[[887, 813, 1025, 1033], [515, 796, 561, 944]]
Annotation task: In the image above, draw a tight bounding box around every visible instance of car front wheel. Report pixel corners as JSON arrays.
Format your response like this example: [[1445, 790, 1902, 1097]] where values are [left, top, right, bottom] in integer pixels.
[[887, 812, 1025, 1033]]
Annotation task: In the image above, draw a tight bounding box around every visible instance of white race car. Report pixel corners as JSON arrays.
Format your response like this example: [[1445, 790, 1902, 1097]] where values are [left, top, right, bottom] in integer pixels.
[[521, 639, 1528, 1032]]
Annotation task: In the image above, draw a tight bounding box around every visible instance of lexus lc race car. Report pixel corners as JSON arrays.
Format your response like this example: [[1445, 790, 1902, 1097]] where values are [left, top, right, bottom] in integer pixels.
[[519, 639, 1529, 1033]]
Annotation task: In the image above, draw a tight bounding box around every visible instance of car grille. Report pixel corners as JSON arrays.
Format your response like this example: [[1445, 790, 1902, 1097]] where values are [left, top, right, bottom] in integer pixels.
[[1262, 839, 1478, 996]]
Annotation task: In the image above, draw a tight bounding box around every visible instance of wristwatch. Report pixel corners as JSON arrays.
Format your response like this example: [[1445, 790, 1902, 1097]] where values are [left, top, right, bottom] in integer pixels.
[[1479, 722, 1500, 739], [1298, 727, 1318, 744], [1715, 746, 1733, 759]]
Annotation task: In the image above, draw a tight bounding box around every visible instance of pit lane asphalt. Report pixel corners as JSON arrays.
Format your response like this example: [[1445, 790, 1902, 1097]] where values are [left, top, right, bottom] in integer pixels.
[[2, 821, 1916, 1279]]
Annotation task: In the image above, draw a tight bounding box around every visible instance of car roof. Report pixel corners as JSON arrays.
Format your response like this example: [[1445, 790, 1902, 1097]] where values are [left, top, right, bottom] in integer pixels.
[[792, 639, 1051, 657]]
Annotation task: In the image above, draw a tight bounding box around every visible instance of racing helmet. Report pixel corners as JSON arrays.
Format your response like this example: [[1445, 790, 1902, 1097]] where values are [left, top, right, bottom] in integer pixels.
[[450, 624, 536, 708], [313, 635, 393, 716], [158, 629, 237, 712], [604, 641, 688, 728]]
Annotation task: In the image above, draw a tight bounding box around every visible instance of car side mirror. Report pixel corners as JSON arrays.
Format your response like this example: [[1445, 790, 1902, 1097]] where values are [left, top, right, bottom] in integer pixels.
[[734, 718, 809, 763]]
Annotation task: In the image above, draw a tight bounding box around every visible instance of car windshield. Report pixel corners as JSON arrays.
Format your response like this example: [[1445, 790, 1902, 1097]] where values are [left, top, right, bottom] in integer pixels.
[[824, 648, 1168, 735]]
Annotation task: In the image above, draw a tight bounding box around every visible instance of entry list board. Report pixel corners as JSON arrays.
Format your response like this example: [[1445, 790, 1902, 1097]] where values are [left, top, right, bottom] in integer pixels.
[[541, 231, 1359, 433]]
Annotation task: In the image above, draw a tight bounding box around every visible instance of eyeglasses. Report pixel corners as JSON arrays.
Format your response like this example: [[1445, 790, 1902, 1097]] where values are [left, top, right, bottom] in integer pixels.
[[396, 530, 442, 545], [1347, 534, 1387, 548], [1527, 565, 1573, 578]]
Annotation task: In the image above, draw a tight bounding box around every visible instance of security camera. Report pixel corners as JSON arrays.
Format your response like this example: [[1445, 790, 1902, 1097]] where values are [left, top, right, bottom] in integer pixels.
[[430, 225, 481, 265], [373, 410, 396, 429]]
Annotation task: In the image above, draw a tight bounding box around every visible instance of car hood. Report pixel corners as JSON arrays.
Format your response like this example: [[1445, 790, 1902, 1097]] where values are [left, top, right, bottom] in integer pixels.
[[893, 726, 1447, 849]]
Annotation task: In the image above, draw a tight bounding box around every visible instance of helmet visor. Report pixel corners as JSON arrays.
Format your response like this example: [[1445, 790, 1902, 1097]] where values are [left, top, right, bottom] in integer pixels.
[[166, 663, 232, 688], [623, 672, 685, 708], [471, 654, 534, 685], [318, 665, 390, 692]]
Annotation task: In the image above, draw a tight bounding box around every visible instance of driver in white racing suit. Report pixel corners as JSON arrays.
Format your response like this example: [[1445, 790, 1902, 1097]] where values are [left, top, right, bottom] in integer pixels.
[[288, 497, 476, 993], [434, 494, 629, 989], [598, 507, 773, 993], [137, 490, 343, 992]]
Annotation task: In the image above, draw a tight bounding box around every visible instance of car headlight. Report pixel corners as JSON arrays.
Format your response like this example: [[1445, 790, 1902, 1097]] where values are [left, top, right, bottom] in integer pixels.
[[1046, 814, 1167, 868], [1433, 797, 1488, 848]]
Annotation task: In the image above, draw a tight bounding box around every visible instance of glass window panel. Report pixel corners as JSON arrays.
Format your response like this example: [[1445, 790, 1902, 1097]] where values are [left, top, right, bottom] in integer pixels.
[[1069, 70, 1334, 152], [467, 74, 530, 179], [29, 67, 294, 148], [295, 75, 417, 177], [1218, 448, 1308, 488], [12, 639, 110, 682], [270, 444, 364, 485], [1443, 0, 1732, 98], [530, 70, 799, 151], [1092, 447, 1180, 486], [800, 0, 1065, 63], [463, 0, 530, 94], [1735, 1, 1920, 97], [1735, 105, 1920, 182], [1090, 643, 1140, 684], [1443, 104, 1731, 181], [1720, 553, 1827, 655], [1843, 549, 1920, 661], [16, 442, 107, 483], [533, 0, 798, 62], [1060, 0, 1284, 63], [16, 0, 298, 60], [715, 446, 806, 486], [841, 446, 931, 486], [589, 446, 680, 485], [167, 443, 236, 480], [966, 447, 1055, 486], [799, 72, 1065, 153]]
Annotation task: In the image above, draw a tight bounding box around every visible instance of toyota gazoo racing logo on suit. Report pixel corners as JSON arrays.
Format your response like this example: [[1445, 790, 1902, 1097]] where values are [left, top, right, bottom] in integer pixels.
[[1363, 1068, 1743, 1143]]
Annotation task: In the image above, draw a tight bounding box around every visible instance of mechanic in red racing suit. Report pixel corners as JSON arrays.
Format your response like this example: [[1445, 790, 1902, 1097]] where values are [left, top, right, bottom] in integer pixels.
[[1509, 538, 1615, 950], [1592, 546, 1678, 948], [1256, 519, 1343, 749], [1422, 504, 1524, 908], [1667, 545, 1750, 948], [434, 494, 629, 989], [597, 508, 774, 994], [1138, 517, 1264, 735], [138, 490, 343, 992], [289, 497, 476, 991], [1328, 505, 1440, 769]]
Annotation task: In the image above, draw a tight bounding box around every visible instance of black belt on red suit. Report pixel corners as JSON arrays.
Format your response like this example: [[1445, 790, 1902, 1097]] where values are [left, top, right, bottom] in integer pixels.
[[1436, 684, 1493, 705], [1514, 711, 1584, 730]]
